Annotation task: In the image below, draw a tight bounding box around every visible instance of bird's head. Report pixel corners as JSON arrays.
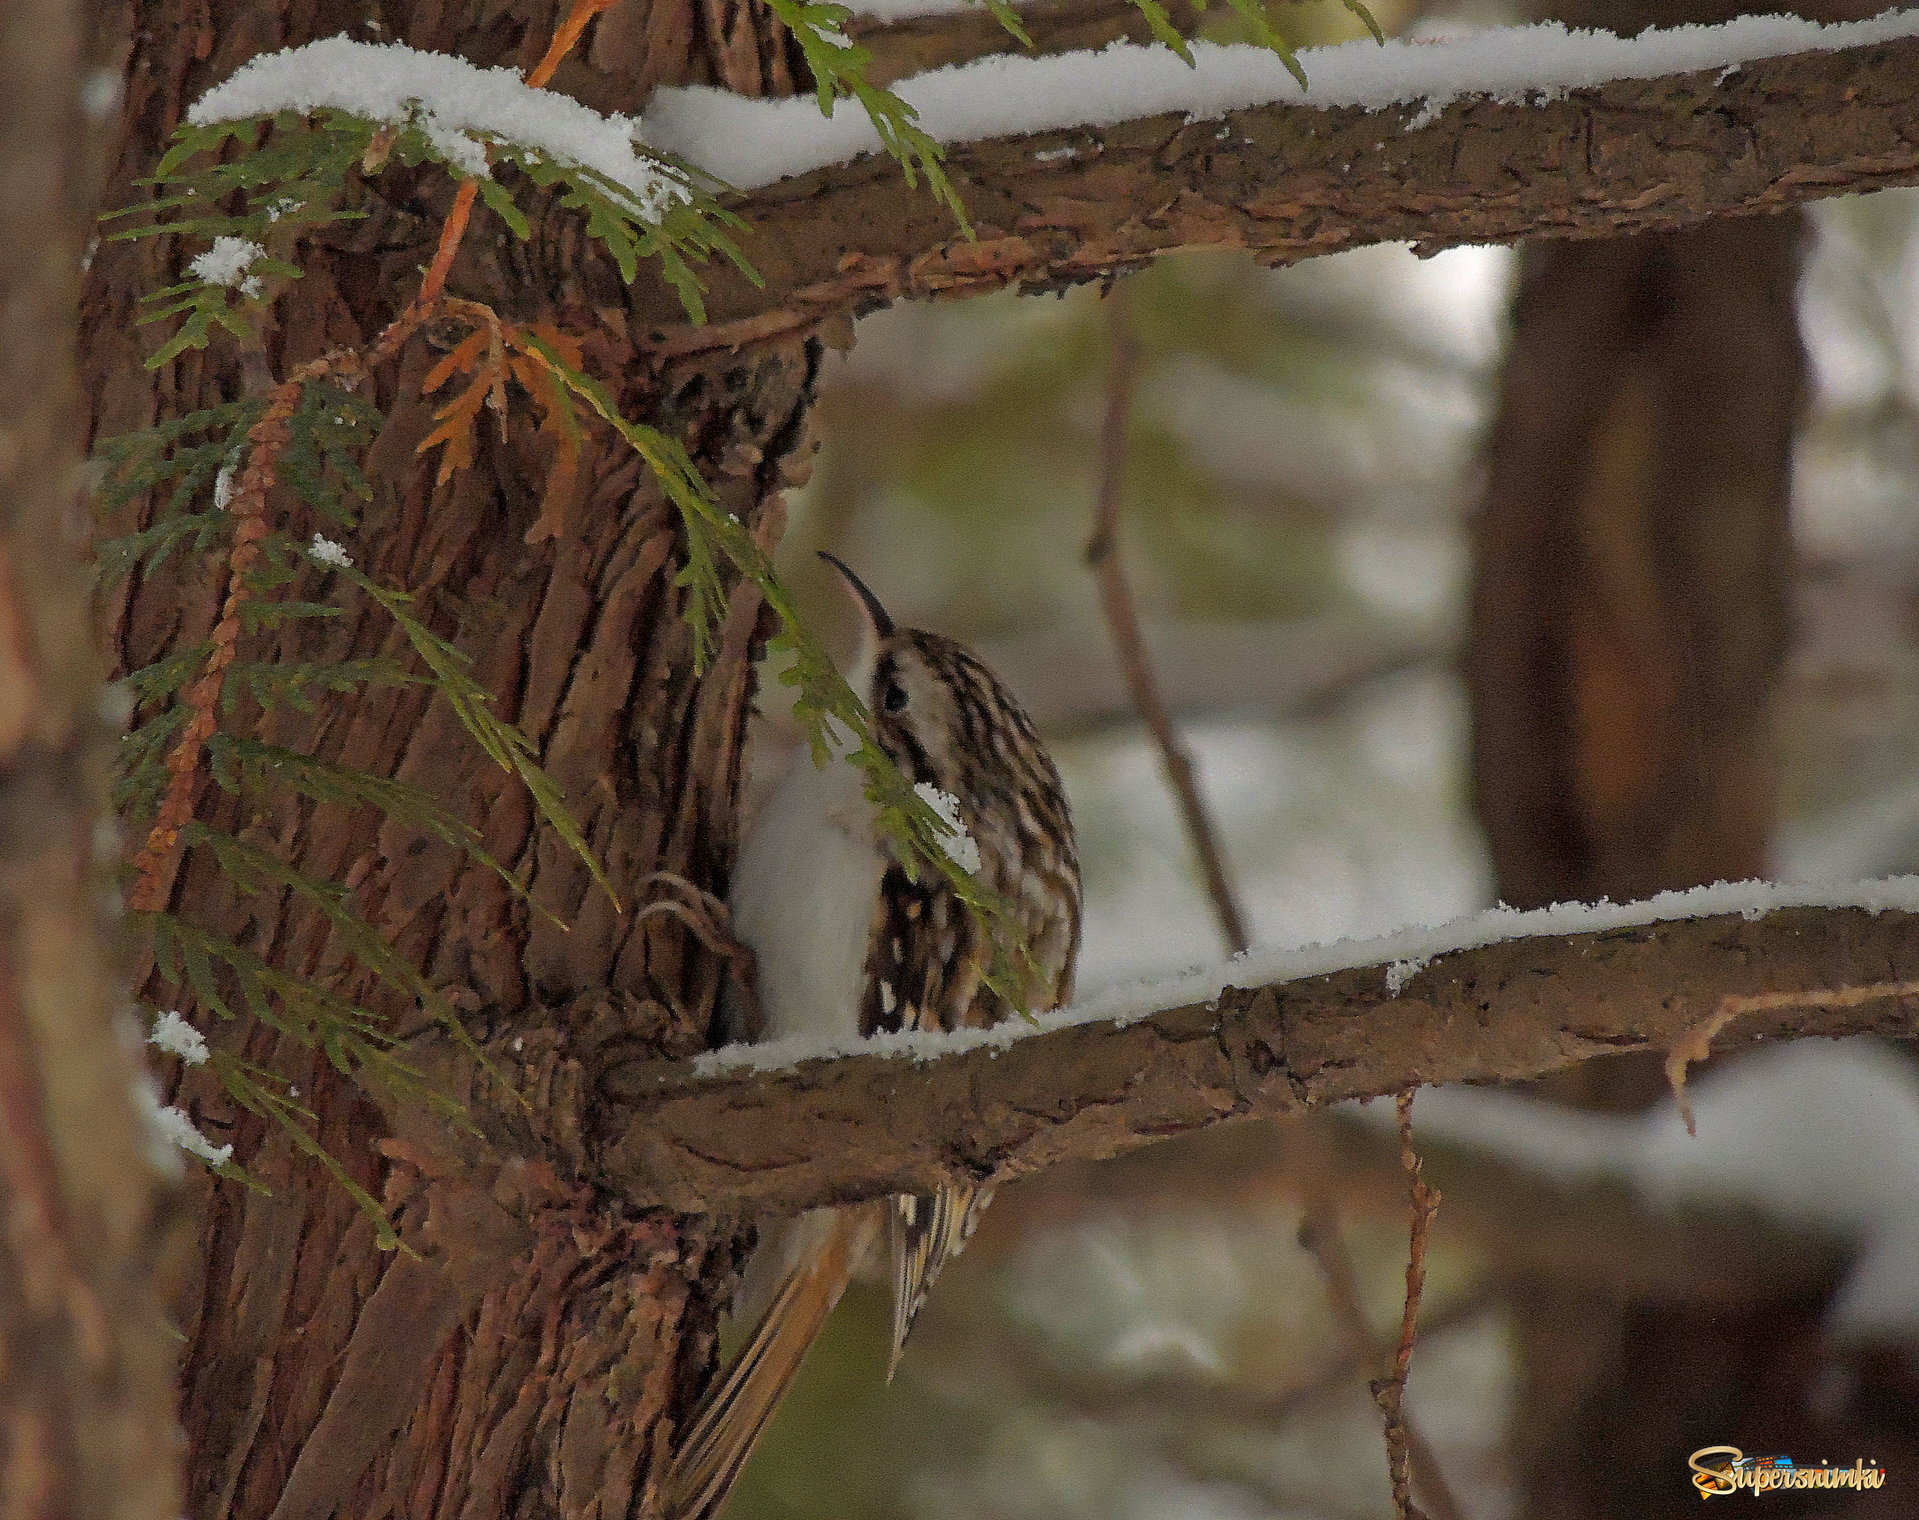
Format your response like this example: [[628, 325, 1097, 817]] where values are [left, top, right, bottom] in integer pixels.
[[818, 551, 1041, 789]]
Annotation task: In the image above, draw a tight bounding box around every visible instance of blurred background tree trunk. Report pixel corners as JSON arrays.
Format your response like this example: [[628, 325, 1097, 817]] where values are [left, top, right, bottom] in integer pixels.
[[1467, 0, 1919, 1510], [0, 0, 184, 1516], [81, 4, 821, 1516]]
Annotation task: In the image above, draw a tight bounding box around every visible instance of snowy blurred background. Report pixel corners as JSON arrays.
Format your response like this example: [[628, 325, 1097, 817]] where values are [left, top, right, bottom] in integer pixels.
[[721, 4, 1919, 1502]]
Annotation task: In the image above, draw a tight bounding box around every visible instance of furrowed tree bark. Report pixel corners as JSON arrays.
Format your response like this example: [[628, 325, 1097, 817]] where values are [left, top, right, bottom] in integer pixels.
[[86, 5, 820, 1518], [0, 0, 184, 1516]]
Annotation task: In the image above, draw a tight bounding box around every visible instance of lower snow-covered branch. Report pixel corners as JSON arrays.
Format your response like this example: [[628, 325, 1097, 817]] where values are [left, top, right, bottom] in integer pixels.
[[629, 22, 1919, 351], [598, 896, 1919, 1215]]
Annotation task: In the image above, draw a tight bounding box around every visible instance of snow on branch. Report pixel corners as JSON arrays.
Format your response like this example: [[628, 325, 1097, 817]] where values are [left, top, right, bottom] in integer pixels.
[[628, 17, 1919, 349], [189, 36, 691, 218], [597, 887, 1919, 1216]]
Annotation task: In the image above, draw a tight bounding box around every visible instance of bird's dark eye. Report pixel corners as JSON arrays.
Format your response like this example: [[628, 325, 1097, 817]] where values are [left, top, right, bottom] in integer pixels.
[[882, 683, 908, 713]]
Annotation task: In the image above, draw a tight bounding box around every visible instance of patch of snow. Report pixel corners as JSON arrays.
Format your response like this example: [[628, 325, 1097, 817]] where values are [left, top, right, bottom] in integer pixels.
[[148, 1009, 210, 1066], [692, 874, 1919, 1074], [915, 780, 982, 874], [1392, 1041, 1919, 1338], [307, 534, 353, 569], [190, 235, 264, 296], [82, 67, 123, 121], [1108, 1319, 1229, 1375], [150, 1102, 235, 1166], [132, 1074, 230, 1169], [98, 680, 135, 728], [190, 37, 692, 220], [1383, 956, 1427, 994], [131, 1074, 184, 1177], [643, 10, 1919, 191]]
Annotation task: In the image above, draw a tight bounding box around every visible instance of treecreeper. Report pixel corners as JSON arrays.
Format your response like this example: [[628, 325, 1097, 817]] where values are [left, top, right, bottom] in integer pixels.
[[665, 553, 1083, 1519]]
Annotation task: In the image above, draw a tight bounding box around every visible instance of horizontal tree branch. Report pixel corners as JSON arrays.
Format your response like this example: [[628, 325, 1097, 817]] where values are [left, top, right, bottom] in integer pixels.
[[631, 30, 1919, 353], [596, 903, 1919, 1215]]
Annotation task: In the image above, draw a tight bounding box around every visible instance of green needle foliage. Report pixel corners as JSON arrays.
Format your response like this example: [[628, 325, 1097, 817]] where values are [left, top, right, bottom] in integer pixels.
[[113, 107, 752, 330]]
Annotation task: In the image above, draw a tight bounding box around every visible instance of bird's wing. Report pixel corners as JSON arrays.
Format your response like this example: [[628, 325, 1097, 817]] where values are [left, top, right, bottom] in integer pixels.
[[664, 1209, 873, 1520]]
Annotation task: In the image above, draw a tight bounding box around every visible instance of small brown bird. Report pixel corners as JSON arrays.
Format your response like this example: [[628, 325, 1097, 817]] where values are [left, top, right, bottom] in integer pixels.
[[666, 553, 1081, 1520]]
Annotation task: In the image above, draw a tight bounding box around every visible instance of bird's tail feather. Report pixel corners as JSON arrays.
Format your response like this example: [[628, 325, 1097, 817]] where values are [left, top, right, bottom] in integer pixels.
[[887, 1182, 993, 1379], [664, 1210, 868, 1520]]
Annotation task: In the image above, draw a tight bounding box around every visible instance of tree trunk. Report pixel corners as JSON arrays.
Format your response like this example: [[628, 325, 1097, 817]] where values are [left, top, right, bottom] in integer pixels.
[[0, 0, 185, 1516], [1469, 216, 1798, 935], [83, 5, 822, 1516]]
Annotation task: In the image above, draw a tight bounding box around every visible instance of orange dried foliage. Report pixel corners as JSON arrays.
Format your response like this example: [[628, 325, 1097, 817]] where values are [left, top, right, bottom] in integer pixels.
[[416, 309, 590, 542]]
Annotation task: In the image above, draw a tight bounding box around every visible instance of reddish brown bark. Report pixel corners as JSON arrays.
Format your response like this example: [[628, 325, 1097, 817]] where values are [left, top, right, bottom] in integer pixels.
[[85, 4, 821, 1517], [1469, 218, 1800, 931], [0, 0, 184, 1517]]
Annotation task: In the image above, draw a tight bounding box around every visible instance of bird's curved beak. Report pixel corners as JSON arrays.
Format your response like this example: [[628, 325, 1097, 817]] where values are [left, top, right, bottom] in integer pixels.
[[818, 551, 896, 639]]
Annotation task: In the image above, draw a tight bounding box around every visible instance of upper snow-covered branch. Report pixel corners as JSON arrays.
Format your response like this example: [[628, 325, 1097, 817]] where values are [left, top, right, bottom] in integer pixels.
[[623, 13, 1919, 349], [594, 885, 1919, 1216], [183, 17, 1919, 345], [642, 10, 1919, 191]]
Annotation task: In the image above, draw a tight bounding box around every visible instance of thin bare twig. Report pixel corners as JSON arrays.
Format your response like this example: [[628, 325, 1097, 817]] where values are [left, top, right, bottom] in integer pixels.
[[1371, 1090, 1443, 1520], [1296, 1120, 1461, 1520], [1085, 283, 1251, 956]]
